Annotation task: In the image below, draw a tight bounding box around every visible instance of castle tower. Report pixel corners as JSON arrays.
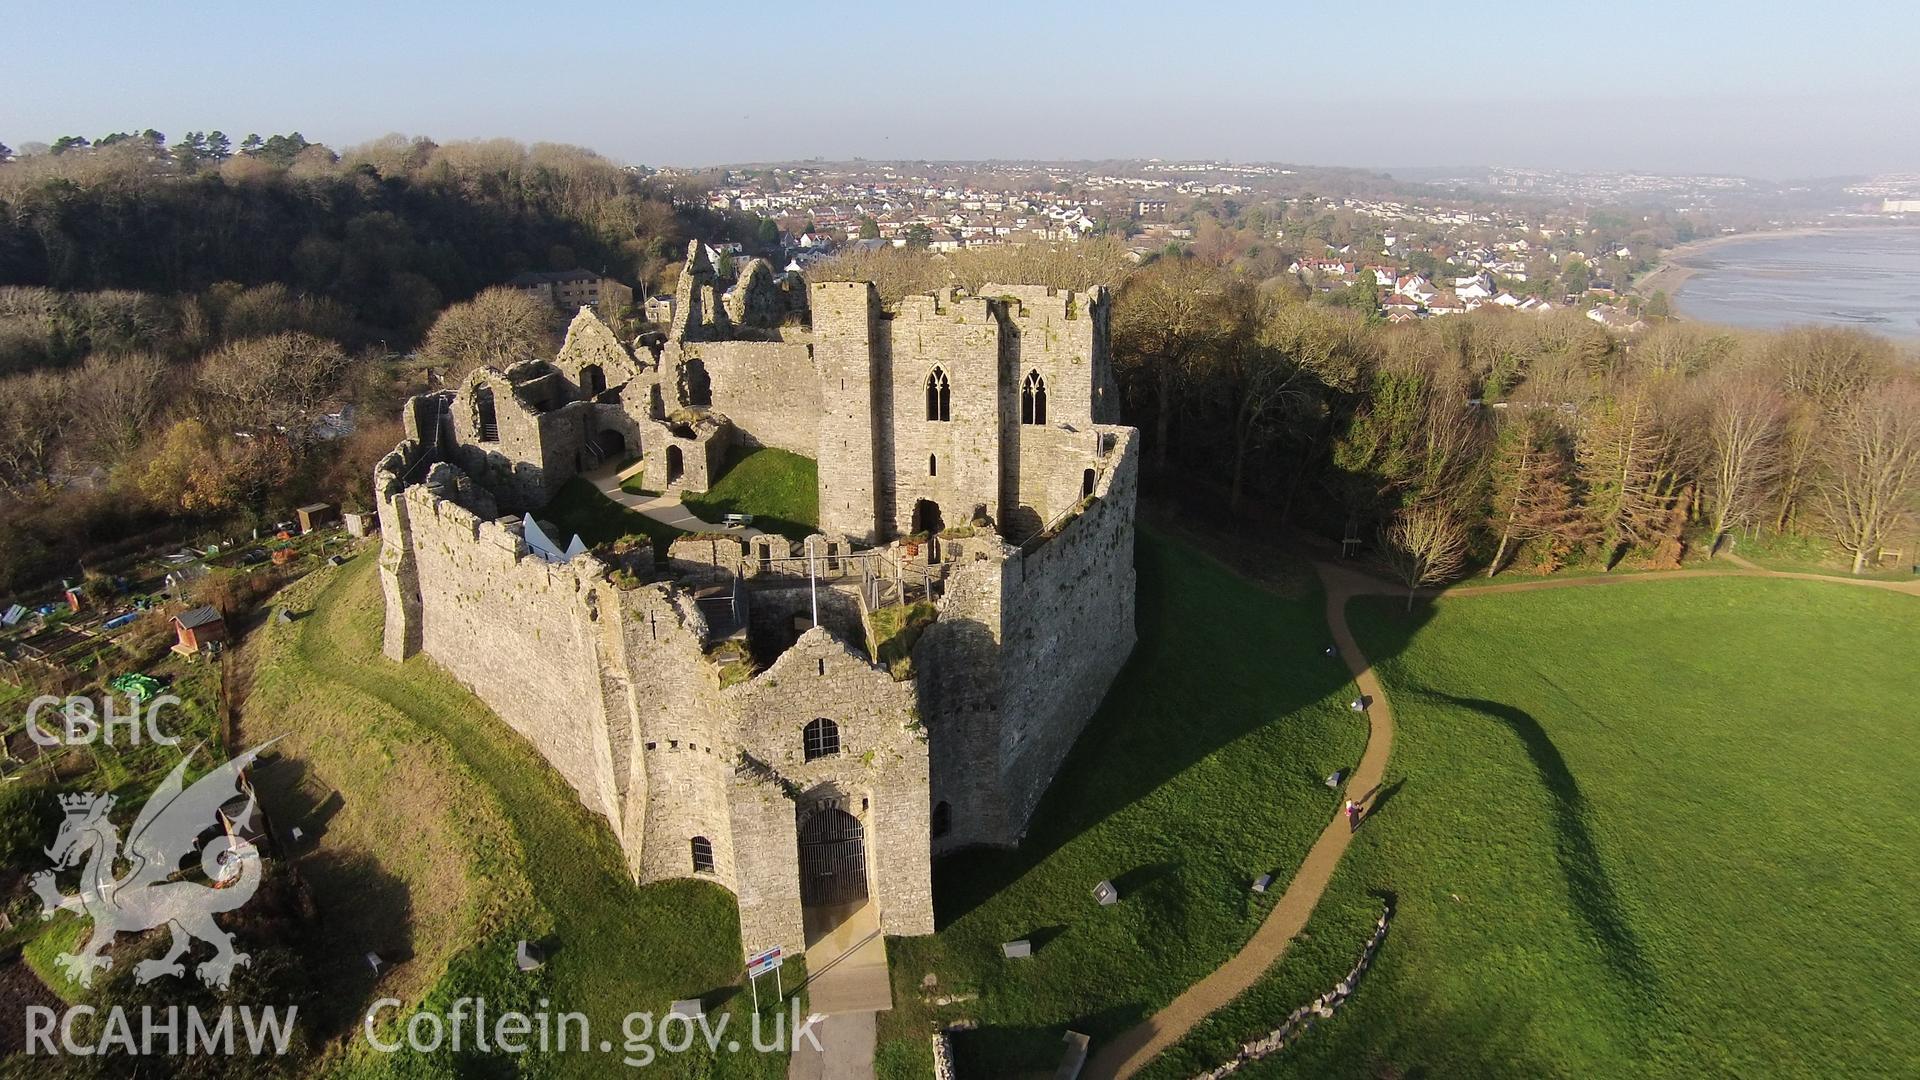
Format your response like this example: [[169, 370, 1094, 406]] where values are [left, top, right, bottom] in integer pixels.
[[811, 280, 885, 543]]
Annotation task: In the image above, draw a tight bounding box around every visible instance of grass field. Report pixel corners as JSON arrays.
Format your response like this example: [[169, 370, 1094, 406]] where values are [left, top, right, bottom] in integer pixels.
[[1146, 576, 1920, 1078], [239, 555, 794, 1078], [683, 447, 819, 541], [873, 527, 1369, 1077]]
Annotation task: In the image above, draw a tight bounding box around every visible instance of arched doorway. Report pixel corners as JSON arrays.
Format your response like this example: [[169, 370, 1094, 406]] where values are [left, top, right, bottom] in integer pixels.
[[600, 429, 626, 457], [1082, 468, 1096, 498], [797, 796, 867, 909], [581, 364, 606, 399], [666, 445, 684, 486]]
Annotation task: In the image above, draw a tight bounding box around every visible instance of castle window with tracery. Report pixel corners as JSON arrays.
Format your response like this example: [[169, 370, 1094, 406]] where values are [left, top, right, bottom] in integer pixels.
[[926, 368, 951, 421], [1020, 371, 1047, 426]]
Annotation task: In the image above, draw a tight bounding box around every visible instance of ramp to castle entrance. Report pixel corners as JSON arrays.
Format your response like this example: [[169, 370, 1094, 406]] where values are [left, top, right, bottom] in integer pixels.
[[796, 795, 890, 1015], [800, 898, 891, 1015]]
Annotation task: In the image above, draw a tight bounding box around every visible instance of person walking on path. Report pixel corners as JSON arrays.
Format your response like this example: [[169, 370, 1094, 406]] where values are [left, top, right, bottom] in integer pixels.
[[1345, 799, 1362, 832]]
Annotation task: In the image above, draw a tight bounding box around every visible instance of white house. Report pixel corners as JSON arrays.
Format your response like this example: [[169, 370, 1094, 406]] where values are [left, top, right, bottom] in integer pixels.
[[1456, 274, 1496, 300], [1394, 274, 1438, 303]]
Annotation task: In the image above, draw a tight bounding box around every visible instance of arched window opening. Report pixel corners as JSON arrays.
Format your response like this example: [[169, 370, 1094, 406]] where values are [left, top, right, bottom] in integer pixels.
[[929, 454, 938, 477], [581, 364, 606, 399], [931, 801, 952, 838], [926, 368, 951, 421], [1020, 371, 1047, 426], [475, 386, 499, 442], [803, 718, 841, 761], [1082, 468, 1096, 498], [691, 836, 714, 873]]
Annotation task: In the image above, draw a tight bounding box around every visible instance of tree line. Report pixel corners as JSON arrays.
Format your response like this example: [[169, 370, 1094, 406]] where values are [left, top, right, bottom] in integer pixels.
[[0, 131, 783, 594]]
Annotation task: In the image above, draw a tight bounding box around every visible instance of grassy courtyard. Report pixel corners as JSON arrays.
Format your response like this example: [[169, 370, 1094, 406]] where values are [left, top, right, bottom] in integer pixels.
[[542, 476, 687, 557], [683, 446, 819, 541], [237, 555, 794, 1078], [873, 527, 1369, 1077], [1146, 575, 1920, 1078]]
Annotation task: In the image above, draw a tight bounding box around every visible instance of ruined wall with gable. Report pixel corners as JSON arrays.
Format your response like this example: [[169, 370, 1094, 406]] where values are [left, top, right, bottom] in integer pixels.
[[727, 628, 932, 947], [685, 339, 822, 456]]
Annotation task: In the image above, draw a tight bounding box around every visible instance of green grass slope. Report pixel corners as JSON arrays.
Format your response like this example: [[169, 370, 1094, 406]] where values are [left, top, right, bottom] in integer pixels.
[[875, 527, 1369, 1077], [252, 555, 793, 1078], [684, 447, 819, 541], [1150, 576, 1920, 1079]]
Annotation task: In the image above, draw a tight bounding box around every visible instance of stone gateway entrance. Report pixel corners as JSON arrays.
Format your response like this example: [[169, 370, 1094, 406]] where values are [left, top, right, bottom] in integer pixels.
[[797, 798, 867, 908]]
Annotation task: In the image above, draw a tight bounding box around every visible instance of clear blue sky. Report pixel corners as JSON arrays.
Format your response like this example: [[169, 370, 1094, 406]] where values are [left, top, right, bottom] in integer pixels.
[[7, 1, 1920, 177]]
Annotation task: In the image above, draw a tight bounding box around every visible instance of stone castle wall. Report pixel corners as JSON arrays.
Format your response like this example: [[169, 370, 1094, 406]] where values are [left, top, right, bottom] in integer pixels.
[[918, 426, 1138, 849], [994, 426, 1138, 834], [391, 477, 627, 833]]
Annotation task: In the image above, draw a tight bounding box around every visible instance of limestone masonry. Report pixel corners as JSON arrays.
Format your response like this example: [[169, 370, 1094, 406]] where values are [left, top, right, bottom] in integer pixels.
[[376, 241, 1137, 957]]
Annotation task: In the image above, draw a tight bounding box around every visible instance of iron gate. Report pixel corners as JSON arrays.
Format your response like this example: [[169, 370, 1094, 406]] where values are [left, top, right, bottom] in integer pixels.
[[797, 799, 867, 907]]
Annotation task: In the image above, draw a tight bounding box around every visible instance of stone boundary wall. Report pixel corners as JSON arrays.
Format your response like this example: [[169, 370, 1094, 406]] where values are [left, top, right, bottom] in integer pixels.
[[932, 1030, 958, 1080], [1191, 898, 1396, 1079]]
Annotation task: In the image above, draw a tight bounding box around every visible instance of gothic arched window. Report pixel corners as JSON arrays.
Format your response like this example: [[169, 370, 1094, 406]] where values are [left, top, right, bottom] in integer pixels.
[[926, 368, 951, 421], [1020, 371, 1048, 426]]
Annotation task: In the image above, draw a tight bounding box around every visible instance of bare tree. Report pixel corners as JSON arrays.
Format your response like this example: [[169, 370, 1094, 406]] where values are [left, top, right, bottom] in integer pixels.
[[1817, 381, 1920, 575], [1771, 326, 1892, 415], [69, 351, 172, 464], [0, 369, 73, 491], [419, 287, 554, 380], [195, 332, 354, 440], [1693, 374, 1784, 558], [1382, 502, 1469, 610]]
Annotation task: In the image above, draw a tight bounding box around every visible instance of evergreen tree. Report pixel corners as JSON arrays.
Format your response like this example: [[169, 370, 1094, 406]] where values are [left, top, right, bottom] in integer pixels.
[[1486, 412, 1581, 575], [1577, 383, 1674, 569]]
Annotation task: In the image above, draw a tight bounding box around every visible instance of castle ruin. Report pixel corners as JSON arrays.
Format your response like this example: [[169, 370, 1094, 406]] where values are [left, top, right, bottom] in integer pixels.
[[375, 241, 1137, 957]]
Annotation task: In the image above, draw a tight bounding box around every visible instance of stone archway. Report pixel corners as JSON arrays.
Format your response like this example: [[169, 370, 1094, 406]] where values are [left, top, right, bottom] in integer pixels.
[[666, 445, 684, 486], [797, 795, 867, 909]]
